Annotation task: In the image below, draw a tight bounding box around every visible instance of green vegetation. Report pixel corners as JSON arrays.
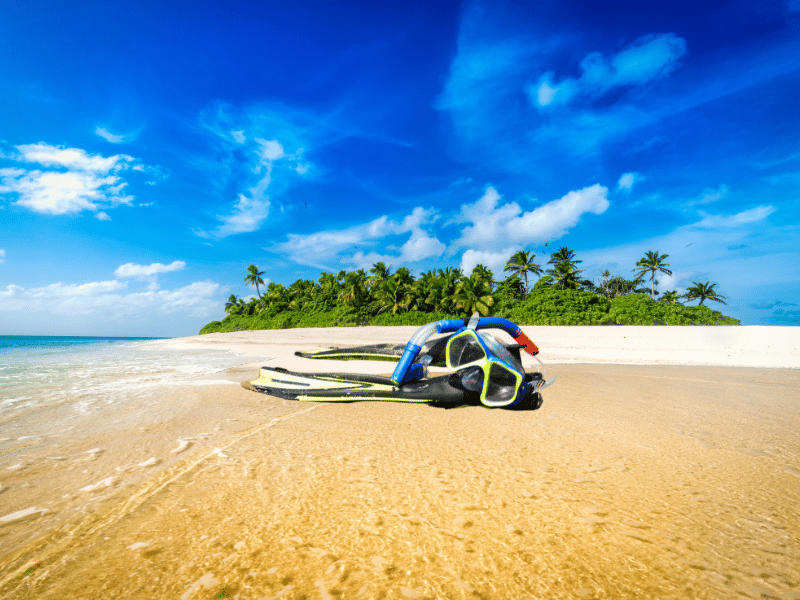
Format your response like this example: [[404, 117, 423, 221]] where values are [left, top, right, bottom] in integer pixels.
[[199, 248, 740, 333]]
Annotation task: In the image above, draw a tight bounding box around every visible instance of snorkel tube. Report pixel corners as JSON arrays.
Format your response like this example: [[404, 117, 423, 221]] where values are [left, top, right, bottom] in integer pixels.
[[390, 318, 464, 385], [390, 316, 540, 385]]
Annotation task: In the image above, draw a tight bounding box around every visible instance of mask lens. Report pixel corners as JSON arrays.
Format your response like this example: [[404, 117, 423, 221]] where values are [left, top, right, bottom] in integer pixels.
[[485, 363, 519, 404], [447, 333, 485, 368], [458, 365, 484, 391]]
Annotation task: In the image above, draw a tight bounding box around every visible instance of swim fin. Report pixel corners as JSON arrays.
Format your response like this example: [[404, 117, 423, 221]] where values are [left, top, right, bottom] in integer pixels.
[[243, 366, 549, 407], [294, 335, 526, 367]]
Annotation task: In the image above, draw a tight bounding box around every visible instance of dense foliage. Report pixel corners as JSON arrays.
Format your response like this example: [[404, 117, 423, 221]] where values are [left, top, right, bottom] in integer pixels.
[[200, 249, 740, 333]]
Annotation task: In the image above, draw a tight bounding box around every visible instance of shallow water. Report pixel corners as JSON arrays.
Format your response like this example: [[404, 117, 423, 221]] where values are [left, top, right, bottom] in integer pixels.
[[1, 363, 799, 599]]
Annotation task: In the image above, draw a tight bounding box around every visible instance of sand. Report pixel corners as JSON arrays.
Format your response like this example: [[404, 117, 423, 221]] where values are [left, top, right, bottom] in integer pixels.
[[1, 326, 799, 599]]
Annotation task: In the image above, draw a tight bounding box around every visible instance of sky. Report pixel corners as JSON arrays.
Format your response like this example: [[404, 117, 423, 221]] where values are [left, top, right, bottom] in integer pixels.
[[1, 0, 799, 336]]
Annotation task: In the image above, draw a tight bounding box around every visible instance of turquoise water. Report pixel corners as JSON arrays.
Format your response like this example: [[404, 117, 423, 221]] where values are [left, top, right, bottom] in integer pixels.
[[0, 336, 244, 413]]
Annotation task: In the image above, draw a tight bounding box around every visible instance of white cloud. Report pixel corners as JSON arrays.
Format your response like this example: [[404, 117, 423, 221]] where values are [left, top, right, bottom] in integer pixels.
[[231, 130, 246, 143], [1, 168, 132, 215], [0, 249, 5, 263], [0, 279, 221, 319], [617, 172, 644, 191], [450, 184, 609, 251], [530, 34, 687, 109], [95, 211, 111, 221], [115, 260, 186, 278], [0, 143, 149, 217]]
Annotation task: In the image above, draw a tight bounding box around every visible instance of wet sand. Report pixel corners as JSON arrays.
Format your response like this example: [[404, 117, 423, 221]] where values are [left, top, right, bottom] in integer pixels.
[[2, 328, 799, 599]]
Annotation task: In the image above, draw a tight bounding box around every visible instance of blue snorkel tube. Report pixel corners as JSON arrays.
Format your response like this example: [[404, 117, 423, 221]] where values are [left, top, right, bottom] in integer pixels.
[[390, 316, 540, 385]]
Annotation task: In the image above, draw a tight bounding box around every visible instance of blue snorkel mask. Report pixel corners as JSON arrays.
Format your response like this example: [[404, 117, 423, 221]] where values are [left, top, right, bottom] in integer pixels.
[[391, 313, 545, 408]]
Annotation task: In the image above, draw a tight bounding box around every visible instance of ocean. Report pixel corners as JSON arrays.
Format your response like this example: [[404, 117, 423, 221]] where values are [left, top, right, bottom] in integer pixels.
[[0, 335, 245, 413]]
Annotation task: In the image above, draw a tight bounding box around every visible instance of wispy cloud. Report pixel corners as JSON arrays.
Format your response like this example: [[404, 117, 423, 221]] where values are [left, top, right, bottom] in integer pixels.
[[694, 205, 775, 228], [94, 126, 138, 144], [0, 249, 5, 264], [690, 184, 729, 205], [271, 207, 445, 270], [437, 3, 800, 181], [530, 34, 687, 109], [193, 103, 331, 239], [580, 204, 785, 302], [0, 143, 149, 216]]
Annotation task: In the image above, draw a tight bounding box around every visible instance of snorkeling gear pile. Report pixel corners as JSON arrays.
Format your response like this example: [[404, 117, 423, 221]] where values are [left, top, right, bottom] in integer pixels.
[[243, 313, 556, 408]]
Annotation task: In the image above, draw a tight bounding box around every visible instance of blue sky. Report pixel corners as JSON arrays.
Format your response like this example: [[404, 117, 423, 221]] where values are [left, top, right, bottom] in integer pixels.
[[1, 0, 798, 336]]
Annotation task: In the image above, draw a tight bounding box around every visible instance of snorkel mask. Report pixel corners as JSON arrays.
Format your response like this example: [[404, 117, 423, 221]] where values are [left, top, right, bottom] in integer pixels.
[[446, 325, 528, 407], [390, 313, 541, 408]]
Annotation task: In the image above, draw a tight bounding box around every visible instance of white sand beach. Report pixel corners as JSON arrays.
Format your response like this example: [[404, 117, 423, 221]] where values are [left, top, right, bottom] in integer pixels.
[[154, 324, 800, 369], [1, 326, 798, 599]]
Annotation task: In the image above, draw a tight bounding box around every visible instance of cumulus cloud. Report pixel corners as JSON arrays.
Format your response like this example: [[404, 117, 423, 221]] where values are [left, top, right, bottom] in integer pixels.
[[449, 184, 609, 251], [115, 260, 186, 278], [273, 207, 445, 270], [0, 143, 149, 217], [617, 172, 644, 192], [0, 279, 221, 319], [459, 247, 519, 276], [530, 34, 687, 109]]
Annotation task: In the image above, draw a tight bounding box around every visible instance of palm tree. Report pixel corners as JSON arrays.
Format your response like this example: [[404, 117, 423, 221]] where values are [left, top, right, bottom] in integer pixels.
[[338, 270, 368, 309], [684, 282, 727, 306], [264, 282, 290, 313], [504, 250, 541, 295], [549, 260, 580, 290], [660, 290, 681, 304], [634, 251, 672, 299], [244, 265, 265, 299], [375, 277, 409, 314], [434, 267, 462, 313], [548, 247, 581, 266], [547, 248, 583, 282], [471, 264, 494, 288], [368, 262, 392, 289], [224, 294, 240, 314], [453, 274, 494, 316]]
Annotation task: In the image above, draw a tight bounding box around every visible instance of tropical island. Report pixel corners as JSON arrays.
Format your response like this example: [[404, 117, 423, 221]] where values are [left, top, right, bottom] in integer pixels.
[[200, 248, 739, 334]]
